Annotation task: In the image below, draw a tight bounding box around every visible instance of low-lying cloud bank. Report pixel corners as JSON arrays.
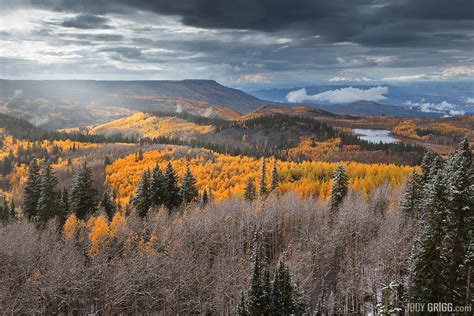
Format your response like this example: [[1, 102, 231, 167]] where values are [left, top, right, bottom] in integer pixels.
[[286, 86, 388, 104], [404, 100, 465, 116]]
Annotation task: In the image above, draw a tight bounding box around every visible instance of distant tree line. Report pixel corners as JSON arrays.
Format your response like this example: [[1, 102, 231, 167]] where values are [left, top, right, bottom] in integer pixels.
[[148, 110, 229, 128], [0, 113, 135, 143], [145, 136, 284, 159]]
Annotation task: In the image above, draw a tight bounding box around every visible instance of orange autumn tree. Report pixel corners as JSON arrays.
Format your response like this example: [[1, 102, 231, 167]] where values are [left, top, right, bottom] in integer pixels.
[[88, 216, 111, 257]]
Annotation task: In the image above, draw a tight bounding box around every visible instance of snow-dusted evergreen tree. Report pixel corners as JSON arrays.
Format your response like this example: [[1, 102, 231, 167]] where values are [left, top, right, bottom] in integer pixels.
[[150, 164, 166, 207], [420, 149, 439, 183], [270, 159, 278, 193], [271, 260, 307, 315], [330, 164, 348, 215], [400, 169, 423, 219], [440, 137, 473, 304], [200, 188, 209, 207], [8, 201, 15, 221], [58, 187, 69, 226], [244, 177, 256, 201], [23, 159, 41, 220], [163, 162, 181, 211], [70, 161, 98, 220], [236, 291, 249, 316], [132, 169, 152, 218], [180, 165, 198, 204], [0, 196, 11, 222], [36, 161, 59, 224], [259, 158, 267, 196], [247, 242, 267, 315], [410, 159, 448, 302], [100, 188, 116, 221], [262, 269, 272, 314]]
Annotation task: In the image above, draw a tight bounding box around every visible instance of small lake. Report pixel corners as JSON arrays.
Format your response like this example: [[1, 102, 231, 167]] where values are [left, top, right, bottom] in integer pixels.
[[353, 129, 399, 144]]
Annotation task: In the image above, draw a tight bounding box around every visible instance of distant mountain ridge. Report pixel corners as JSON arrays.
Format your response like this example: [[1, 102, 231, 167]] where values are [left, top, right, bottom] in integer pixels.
[[314, 101, 441, 118], [248, 82, 474, 117], [0, 79, 268, 129], [0, 79, 268, 113]]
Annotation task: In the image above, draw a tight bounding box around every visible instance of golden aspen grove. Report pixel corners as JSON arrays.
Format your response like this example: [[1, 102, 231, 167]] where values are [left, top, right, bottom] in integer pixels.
[[105, 147, 415, 204]]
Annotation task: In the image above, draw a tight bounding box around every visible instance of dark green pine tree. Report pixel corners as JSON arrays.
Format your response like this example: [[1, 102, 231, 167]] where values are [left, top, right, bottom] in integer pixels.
[[200, 188, 209, 208], [271, 260, 307, 316], [36, 161, 59, 224], [259, 158, 267, 196], [410, 163, 448, 303], [247, 244, 267, 315], [132, 169, 152, 218], [244, 177, 256, 201], [400, 169, 423, 219], [262, 269, 272, 314], [150, 164, 166, 207], [58, 187, 70, 227], [2, 197, 9, 219], [272, 261, 290, 315], [180, 165, 198, 205], [100, 187, 116, 221], [330, 164, 348, 216], [163, 162, 181, 211], [441, 137, 473, 304], [136, 150, 144, 162], [0, 204, 7, 222], [292, 282, 307, 316], [23, 159, 41, 220], [103, 155, 112, 169], [0, 196, 9, 222], [236, 291, 249, 316], [269, 159, 278, 193], [70, 161, 98, 220], [9, 201, 15, 221]]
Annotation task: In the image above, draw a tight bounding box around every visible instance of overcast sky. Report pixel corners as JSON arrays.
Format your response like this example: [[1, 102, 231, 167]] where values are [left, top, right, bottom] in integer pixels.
[[0, 0, 473, 88]]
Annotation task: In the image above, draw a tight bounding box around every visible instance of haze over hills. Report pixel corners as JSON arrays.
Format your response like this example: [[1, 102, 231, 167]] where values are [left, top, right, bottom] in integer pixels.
[[0, 79, 266, 112], [0, 79, 258, 129], [312, 101, 442, 118]]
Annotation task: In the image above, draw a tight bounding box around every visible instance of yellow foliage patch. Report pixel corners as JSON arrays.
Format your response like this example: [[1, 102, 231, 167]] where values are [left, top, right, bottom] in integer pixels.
[[105, 148, 415, 205], [68, 112, 214, 139]]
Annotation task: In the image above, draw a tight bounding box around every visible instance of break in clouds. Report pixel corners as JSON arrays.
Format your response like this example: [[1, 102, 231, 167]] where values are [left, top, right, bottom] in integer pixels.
[[0, 0, 473, 86]]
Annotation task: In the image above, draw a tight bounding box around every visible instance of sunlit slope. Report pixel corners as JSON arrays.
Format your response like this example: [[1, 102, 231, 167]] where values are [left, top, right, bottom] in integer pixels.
[[64, 112, 215, 139], [237, 104, 335, 121]]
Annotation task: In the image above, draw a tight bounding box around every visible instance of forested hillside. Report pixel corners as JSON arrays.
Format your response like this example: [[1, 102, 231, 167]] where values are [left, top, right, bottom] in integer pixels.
[[0, 109, 471, 314], [0, 138, 471, 314], [72, 110, 427, 165]]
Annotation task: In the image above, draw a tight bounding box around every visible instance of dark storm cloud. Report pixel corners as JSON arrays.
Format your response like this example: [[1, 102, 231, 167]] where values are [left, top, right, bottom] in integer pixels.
[[1, 0, 472, 83], [383, 0, 474, 20], [60, 14, 113, 29], [12, 0, 473, 46]]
